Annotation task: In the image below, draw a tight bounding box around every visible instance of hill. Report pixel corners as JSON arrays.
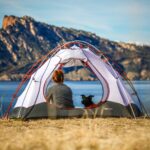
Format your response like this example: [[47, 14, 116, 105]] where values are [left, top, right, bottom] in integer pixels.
[[0, 15, 150, 80]]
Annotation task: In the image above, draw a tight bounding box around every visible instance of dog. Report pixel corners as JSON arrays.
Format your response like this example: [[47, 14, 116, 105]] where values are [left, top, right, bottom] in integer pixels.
[[81, 95, 97, 108]]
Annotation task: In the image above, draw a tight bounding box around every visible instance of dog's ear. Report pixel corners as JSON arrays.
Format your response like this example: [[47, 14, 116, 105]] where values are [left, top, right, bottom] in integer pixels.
[[87, 96, 91, 99], [89, 95, 94, 98], [81, 95, 86, 99]]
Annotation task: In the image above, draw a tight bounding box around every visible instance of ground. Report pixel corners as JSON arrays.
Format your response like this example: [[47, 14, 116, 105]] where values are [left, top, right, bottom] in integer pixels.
[[0, 118, 150, 150]]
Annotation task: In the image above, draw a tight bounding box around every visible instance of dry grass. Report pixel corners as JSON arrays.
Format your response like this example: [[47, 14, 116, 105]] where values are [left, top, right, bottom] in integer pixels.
[[0, 118, 150, 150]]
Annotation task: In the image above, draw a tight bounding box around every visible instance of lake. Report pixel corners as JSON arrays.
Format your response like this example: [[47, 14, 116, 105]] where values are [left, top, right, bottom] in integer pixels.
[[0, 80, 150, 117]]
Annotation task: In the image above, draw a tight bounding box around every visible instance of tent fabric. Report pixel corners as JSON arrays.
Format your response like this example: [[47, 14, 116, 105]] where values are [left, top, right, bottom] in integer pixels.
[[9, 41, 142, 119], [10, 102, 142, 119]]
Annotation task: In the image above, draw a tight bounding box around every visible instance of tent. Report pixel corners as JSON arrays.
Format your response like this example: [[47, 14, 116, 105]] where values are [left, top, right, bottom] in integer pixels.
[[5, 41, 145, 119]]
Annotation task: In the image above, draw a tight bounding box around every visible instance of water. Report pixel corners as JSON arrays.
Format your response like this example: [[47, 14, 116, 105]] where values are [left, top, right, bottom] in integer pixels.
[[64, 81, 103, 107], [0, 81, 150, 117]]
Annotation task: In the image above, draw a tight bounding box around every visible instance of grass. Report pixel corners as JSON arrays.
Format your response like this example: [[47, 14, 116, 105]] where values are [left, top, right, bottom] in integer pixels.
[[0, 118, 150, 150]]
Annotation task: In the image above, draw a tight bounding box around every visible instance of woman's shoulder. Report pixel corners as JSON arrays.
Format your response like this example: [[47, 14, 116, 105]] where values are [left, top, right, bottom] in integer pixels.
[[62, 84, 72, 91], [47, 84, 57, 91], [49, 83, 71, 90]]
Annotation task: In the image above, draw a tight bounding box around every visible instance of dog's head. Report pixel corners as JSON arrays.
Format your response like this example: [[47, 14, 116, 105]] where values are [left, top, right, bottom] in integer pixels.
[[81, 95, 94, 107]]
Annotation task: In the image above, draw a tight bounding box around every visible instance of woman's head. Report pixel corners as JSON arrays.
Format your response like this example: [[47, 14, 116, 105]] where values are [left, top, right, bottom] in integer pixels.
[[52, 69, 64, 83]]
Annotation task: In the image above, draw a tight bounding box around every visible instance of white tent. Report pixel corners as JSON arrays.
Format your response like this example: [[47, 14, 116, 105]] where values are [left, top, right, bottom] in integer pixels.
[[8, 41, 143, 119]]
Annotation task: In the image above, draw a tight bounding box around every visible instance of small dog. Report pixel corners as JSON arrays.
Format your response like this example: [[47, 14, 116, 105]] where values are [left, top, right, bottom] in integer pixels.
[[81, 95, 97, 108]]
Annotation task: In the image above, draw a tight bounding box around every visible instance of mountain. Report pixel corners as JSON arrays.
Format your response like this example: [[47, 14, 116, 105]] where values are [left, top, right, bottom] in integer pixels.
[[0, 15, 150, 80]]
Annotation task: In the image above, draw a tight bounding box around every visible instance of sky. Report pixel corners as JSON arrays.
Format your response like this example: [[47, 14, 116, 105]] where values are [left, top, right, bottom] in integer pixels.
[[0, 0, 150, 45]]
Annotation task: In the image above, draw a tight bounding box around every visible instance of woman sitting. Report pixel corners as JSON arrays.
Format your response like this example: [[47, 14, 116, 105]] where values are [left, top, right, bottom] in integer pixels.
[[46, 69, 74, 108]]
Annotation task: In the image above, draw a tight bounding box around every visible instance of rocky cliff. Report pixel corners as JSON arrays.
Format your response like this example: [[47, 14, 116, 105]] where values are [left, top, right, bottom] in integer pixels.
[[0, 15, 150, 80]]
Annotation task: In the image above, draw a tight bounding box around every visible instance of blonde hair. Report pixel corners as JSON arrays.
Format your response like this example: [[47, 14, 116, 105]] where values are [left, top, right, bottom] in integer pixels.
[[52, 69, 64, 83]]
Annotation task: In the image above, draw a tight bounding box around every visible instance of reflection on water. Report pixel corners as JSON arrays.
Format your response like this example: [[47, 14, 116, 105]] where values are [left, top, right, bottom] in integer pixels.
[[0, 80, 150, 116]]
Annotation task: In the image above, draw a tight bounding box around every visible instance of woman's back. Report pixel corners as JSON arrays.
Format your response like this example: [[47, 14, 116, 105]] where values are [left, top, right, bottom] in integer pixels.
[[47, 83, 74, 108]]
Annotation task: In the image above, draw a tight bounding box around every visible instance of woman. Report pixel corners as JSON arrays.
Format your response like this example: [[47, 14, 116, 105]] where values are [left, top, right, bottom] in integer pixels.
[[46, 69, 74, 108]]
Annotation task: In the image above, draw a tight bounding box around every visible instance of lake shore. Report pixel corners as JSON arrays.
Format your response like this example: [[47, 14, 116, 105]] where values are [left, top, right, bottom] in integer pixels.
[[0, 118, 150, 150]]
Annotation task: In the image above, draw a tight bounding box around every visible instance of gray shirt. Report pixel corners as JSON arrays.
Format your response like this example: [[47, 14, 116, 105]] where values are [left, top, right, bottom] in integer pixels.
[[46, 83, 74, 108]]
